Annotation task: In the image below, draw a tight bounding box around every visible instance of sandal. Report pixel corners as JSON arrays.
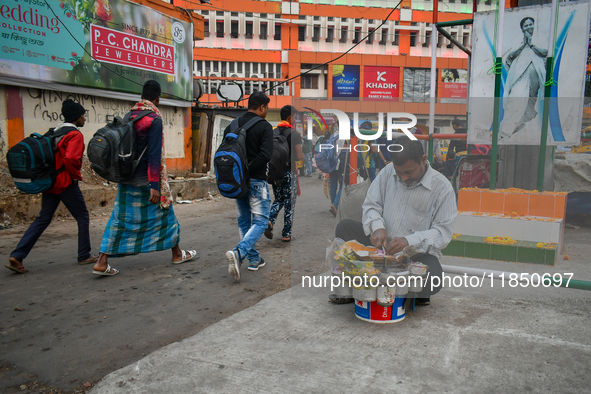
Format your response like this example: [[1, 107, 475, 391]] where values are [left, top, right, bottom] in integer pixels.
[[5, 257, 28, 274], [79, 255, 99, 265], [264, 221, 273, 240], [172, 250, 199, 265], [329, 205, 337, 217], [92, 264, 119, 276]]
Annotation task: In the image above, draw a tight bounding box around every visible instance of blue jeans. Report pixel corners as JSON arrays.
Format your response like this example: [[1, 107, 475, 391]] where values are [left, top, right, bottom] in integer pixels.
[[304, 152, 313, 175], [234, 179, 271, 264], [329, 170, 343, 208], [11, 182, 91, 262]]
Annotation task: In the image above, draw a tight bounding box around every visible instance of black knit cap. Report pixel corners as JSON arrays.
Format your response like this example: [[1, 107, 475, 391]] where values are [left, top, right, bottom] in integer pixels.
[[61, 99, 86, 123]]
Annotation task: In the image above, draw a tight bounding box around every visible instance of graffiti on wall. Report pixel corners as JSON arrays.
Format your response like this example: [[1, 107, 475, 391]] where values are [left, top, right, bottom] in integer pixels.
[[24, 88, 185, 158]]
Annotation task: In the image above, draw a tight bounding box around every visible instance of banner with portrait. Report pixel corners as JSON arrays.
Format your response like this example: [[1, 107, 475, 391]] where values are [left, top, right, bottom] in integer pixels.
[[468, 2, 590, 145]]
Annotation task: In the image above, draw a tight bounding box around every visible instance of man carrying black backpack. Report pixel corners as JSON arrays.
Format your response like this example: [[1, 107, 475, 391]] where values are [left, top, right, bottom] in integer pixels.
[[225, 92, 274, 281], [92, 80, 198, 276], [265, 105, 302, 242], [6, 100, 97, 274]]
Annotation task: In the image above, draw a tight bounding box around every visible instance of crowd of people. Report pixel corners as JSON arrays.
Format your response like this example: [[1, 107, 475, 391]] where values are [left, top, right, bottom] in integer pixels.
[[6, 87, 461, 307]]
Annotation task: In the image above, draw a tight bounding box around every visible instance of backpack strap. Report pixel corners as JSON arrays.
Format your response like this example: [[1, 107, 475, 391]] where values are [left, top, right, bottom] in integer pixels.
[[227, 116, 264, 139], [125, 110, 153, 124]]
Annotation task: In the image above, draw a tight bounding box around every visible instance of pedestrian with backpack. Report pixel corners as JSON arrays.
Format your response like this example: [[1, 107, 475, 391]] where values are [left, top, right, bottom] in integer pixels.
[[264, 105, 303, 243], [6, 100, 97, 274], [224, 92, 274, 281], [92, 80, 198, 276]]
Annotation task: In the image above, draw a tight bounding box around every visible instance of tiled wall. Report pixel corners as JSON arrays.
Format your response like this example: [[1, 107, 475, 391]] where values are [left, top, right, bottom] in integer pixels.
[[458, 189, 567, 219]]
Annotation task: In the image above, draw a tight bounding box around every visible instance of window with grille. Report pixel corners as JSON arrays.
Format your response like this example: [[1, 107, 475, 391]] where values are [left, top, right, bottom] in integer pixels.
[[231, 21, 238, 38], [216, 11, 223, 16], [201, 10, 209, 15], [393, 31, 399, 46], [312, 26, 320, 42], [326, 26, 334, 42], [328, 17, 334, 21], [231, 12, 238, 17], [353, 27, 361, 43], [204, 20, 209, 37], [260, 23, 268, 39], [463, 33, 470, 47], [380, 28, 388, 45], [410, 31, 417, 47], [448, 32, 457, 49], [355, 18, 361, 23], [423, 31, 431, 47], [302, 74, 319, 89], [274, 23, 282, 40], [437, 32, 443, 47], [205, 61, 210, 72], [237, 62, 243, 73], [340, 27, 348, 43], [366, 29, 374, 45], [260, 13, 267, 18], [216, 21, 224, 38], [246, 21, 253, 39], [314, 16, 320, 21], [342, 18, 347, 22], [252, 63, 258, 74], [213, 62, 218, 72], [197, 61, 202, 72], [229, 62, 235, 73], [298, 25, 306, 41], [299, 15, 306, 20]]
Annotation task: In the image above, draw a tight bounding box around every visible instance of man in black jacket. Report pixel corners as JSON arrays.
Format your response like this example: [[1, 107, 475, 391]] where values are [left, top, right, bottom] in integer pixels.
[[265, 105, 303, 242], [225, 92, 274, 281]]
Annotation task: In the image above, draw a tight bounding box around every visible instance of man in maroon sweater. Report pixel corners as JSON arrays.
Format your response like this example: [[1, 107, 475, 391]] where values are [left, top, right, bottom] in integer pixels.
[[6, 100, 97, 274]]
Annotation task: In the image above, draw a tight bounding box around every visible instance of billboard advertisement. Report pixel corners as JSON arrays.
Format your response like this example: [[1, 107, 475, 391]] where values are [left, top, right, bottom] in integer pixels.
[[441, 69, 467, 103], [468, 2, 590, 145], [363, 66, 399, 100], [0, 0, 193, 102], [332, 65, 360, 98]]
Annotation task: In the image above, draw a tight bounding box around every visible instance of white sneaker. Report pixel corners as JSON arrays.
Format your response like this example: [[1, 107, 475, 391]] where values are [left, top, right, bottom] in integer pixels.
[[226, 250, 240, 281]]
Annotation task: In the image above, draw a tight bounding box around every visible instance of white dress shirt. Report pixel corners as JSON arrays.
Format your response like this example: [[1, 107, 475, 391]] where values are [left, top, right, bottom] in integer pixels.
[[362, 162, 457, 259]]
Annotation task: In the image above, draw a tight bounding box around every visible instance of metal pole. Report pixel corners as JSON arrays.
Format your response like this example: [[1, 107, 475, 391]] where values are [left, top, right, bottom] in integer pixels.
[[537, 0, 558, 191], [428, 5, 438, 155], [490, 0, 505, 190]]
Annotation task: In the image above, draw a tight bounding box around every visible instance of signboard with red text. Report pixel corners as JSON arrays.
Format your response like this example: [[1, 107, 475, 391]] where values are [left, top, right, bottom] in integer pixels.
[[363, 66, 399, 100], [0, 0, 192, 102], [91, 25, 175, 75]]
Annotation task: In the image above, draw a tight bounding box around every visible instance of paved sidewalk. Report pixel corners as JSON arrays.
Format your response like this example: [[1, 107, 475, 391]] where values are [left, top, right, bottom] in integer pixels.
[[91, 256, 591, 394]]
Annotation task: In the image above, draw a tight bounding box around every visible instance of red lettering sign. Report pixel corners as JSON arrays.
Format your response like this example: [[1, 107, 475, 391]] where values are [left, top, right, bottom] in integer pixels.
[[90, 24, 174, 75], [363, 66, 399, 100]]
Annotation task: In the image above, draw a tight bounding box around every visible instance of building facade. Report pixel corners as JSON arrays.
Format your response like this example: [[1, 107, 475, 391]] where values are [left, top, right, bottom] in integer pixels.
[[183, 0, 497, 128]]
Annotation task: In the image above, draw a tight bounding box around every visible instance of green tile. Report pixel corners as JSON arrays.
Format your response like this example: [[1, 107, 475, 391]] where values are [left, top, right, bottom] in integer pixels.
[[443, 240, 465, 257], [517, 246, 546, 265], [465, 242, 491, 259], [519, 241, 538, 249], [490, 244, 518, 262], [545, 249, 556, 266], [467, 235, 487, 244]]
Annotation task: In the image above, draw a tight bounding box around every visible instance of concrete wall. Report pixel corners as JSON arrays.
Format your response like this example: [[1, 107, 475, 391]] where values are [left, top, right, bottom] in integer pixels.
[[2, 85, 194, 173]]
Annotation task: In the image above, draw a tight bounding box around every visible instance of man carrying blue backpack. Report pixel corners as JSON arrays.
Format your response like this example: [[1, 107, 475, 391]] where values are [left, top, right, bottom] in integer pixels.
[[224, 92, 274, 281]]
